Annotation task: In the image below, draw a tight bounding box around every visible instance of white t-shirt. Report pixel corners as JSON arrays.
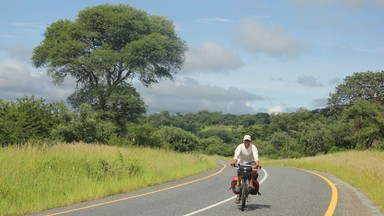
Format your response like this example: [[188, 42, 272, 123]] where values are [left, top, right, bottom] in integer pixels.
[[233, 143, 259, 164]]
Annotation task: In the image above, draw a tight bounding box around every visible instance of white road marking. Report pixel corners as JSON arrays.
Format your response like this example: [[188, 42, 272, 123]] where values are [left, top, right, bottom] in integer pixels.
[[183, 168, 268, 216]]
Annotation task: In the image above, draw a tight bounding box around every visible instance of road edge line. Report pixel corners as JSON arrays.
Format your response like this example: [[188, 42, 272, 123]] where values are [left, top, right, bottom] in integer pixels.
[[300, 168, 338, 216]]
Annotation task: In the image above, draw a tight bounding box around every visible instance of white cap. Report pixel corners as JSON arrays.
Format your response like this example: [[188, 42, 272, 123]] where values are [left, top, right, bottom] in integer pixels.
[[243, 135, 251, 141]]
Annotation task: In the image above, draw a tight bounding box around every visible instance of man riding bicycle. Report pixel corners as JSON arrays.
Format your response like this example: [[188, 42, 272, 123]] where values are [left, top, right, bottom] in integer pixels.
[[230, 135, 260, 204]]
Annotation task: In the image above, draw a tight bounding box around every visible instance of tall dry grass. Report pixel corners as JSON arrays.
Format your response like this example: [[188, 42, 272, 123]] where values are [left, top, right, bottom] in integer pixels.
[[0, 143, 216, 216], [264, 150, 384, 212]]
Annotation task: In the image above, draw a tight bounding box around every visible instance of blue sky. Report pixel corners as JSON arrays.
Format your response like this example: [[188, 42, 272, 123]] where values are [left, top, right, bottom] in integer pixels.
[[1, 0, 383, 114]]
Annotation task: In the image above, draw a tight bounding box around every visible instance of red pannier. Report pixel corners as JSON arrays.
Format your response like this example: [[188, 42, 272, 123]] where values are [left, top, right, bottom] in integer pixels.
[[230, 176, 260, 195]]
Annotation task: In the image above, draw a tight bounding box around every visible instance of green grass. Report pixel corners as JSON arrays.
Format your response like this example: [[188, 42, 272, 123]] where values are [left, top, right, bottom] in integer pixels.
[[264, 150, 384, 212], [0, 143, 216, 216]]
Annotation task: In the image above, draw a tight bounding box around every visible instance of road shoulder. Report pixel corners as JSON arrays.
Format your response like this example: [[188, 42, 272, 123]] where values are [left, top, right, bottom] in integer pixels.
[[315, 171, 383, 216]]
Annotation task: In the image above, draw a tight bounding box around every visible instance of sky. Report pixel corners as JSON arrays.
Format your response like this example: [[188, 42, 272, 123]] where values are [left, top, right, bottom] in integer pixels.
[[0, 0, 383, 115]]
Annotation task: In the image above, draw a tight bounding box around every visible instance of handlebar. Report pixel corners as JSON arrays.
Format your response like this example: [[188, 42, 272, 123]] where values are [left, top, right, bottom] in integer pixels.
[[231, 163, 261, 169]]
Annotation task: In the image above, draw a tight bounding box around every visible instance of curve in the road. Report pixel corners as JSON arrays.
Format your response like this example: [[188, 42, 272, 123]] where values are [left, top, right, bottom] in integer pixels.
[[44, 164, 339, 216], [299, 168, 338, 216]]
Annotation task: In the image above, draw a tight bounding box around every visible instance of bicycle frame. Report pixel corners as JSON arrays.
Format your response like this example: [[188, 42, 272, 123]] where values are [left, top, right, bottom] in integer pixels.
[[237, 163, 253, 211]]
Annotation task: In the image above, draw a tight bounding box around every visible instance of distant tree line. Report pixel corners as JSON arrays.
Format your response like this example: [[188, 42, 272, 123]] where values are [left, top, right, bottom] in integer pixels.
[[1, 71, 383, 159]]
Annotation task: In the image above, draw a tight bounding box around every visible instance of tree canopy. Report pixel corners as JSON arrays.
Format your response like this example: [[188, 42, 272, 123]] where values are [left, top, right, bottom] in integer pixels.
[[328, 71, 384, 110], [32, 4, 188, 125]]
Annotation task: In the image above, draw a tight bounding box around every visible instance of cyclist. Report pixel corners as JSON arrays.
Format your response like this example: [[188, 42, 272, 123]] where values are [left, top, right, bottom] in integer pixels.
[[230, 135, 260, 204]]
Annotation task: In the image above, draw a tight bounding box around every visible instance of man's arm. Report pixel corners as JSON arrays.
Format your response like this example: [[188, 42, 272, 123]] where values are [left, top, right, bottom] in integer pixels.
[[252, 145, 260, 168], [231, 146, 240, 167]]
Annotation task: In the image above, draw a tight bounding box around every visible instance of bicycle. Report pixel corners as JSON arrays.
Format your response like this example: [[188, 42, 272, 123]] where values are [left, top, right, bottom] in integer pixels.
[[233, 162, 254, 211]]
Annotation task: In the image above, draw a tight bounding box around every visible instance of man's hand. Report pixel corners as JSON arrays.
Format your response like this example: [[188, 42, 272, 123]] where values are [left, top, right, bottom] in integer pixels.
[[231, 159, 237, 167], [252, 165, 261, 171]]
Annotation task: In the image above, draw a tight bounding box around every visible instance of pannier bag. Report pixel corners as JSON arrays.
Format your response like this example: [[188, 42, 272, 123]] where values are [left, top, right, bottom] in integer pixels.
[[230, 175, 260, 195], [248, 180, 260, 195], [230, 176, 240, 194]]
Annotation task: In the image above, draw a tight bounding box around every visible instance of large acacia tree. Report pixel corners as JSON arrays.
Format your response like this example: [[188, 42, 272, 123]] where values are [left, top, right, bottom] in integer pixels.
[[327, 71, 384, 149], [32, 4, 188, 129], [328, 71, 384, 110]]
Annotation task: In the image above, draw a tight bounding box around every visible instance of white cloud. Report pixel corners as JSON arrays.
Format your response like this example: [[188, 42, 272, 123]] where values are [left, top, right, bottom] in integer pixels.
[[233, 20, 307, 59], [183, 42, 244, 73], [9, 22, 44, 28], [199, 17, 234, 24], [0, 59, 31, 89], [268, 105, 284, 114], [135, 77, 265, 114], [297, 75, 323, 87], [0, 58, 74, 102]]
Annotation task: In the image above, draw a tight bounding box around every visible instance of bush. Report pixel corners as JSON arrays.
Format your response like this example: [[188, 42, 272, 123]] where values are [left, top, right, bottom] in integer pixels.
[[51, 104, 117, 143], [205, 143, 233, 156], [0, 97, 62, 145], [153, 126, 200, 152], [127, 124, 164, 148]]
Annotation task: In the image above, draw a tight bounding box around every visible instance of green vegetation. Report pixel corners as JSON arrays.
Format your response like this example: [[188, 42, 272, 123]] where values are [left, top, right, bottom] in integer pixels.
[[0, 143, 215, 216], [264, 150, 384, 212]]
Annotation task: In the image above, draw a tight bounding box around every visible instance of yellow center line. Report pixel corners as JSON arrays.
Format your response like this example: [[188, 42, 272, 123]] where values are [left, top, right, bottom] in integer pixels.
[[46, 164, 226, 216], [300, 168, 338, 216]]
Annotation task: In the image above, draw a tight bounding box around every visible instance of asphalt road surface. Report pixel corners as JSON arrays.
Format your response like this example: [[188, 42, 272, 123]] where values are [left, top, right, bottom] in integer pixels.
[[31, 161, 382, 216]]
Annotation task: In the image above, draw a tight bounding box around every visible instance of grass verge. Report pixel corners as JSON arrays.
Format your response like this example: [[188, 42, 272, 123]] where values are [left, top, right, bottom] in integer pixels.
[[264, 150, 384, 212], [0, 143, 216, 216]]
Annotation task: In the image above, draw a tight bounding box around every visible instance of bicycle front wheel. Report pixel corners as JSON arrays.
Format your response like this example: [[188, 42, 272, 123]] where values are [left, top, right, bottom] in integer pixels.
[[241, 179, 247, 211]]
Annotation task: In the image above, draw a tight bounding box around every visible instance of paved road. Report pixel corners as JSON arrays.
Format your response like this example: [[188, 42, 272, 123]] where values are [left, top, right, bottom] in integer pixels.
[[31, 162, 382, 216]]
